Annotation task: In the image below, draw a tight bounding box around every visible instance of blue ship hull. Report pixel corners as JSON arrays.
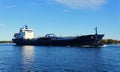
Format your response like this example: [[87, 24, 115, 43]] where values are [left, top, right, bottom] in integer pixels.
[[12, 34, 104, 47]]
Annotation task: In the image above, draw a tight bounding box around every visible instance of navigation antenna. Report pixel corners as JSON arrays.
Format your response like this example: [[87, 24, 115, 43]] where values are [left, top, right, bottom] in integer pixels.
[[95, 27, 98, 35], [25, 24, 28, 29]]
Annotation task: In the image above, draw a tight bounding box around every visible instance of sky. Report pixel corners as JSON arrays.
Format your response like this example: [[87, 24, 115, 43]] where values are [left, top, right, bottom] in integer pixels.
[[0, 0, 120, 40]]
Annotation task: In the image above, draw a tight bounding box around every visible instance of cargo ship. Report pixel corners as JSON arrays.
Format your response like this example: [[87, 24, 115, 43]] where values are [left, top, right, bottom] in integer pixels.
[[12, 26, 104, 47]]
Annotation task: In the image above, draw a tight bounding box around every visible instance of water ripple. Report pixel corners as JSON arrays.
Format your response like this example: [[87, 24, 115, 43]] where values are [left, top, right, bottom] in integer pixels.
[[0, 44, 120, 72]]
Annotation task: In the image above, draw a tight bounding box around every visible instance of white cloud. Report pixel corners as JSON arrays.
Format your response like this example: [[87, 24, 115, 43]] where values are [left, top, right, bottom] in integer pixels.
[[5, 5, 16, 8], [54, 0, 107, 9], [63, 9, 69, 12], [0, 24, 6, 27]]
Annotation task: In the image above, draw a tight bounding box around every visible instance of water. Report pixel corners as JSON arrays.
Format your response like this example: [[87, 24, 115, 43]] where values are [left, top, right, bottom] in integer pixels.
[[0, 44, 120, 72]]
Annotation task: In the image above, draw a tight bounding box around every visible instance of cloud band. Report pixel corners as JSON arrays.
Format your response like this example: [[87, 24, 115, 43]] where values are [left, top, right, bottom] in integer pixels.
[[54, 0, 107, 9]]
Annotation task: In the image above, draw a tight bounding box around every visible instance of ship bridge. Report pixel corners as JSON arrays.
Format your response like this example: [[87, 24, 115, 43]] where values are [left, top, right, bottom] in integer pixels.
[[13, 25, 34, 39]]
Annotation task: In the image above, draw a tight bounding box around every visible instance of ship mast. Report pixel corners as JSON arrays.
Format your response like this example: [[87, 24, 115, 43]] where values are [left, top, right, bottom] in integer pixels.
[[25, 25, 28, 29], [95, 27, 97, 35]]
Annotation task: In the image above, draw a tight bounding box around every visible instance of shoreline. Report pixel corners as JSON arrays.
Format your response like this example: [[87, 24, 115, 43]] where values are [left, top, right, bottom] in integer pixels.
[[0, 39, 120, 44], [0, 41, 13, 43]]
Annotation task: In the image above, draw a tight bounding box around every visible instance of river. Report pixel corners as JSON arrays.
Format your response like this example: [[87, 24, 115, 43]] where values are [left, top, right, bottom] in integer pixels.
[[0, 43, 120, 72]]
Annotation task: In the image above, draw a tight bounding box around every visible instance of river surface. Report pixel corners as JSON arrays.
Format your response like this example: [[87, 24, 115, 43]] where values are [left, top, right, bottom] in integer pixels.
[[0, 43, 120, 72]]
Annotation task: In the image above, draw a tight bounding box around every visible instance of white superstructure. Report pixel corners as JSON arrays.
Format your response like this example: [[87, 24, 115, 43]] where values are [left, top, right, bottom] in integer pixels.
[[13, 26, 34, 39]]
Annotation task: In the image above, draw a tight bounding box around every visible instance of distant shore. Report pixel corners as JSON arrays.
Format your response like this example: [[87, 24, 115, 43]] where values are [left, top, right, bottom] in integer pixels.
[[0, 39, 120, 44], [101, 39, 120, 44], [0, 41, 13, 43]]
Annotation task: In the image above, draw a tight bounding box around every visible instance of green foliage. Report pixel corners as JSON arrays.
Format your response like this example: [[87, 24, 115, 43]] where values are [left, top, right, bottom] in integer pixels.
[[101, 39, 120, 44], [0, 39, 120, 44], [0, 41, 12, 43]]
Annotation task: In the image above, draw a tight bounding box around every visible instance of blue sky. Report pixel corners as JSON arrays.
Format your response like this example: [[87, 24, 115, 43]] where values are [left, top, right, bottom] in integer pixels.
[[0, 0, 120, 40]]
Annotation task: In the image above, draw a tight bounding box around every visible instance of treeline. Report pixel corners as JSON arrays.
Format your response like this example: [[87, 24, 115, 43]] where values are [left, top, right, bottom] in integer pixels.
[[101, 39, 120, 44], [0, 39, 120, 44], [0, 41, 13, 43]]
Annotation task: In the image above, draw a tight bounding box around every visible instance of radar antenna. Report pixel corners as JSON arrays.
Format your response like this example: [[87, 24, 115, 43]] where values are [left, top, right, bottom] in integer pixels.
[[25, 25, 28, 29]]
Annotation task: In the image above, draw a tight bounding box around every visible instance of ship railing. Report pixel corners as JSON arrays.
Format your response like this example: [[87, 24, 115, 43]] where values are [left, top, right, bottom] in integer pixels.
[[45, 33, 56, 38]]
